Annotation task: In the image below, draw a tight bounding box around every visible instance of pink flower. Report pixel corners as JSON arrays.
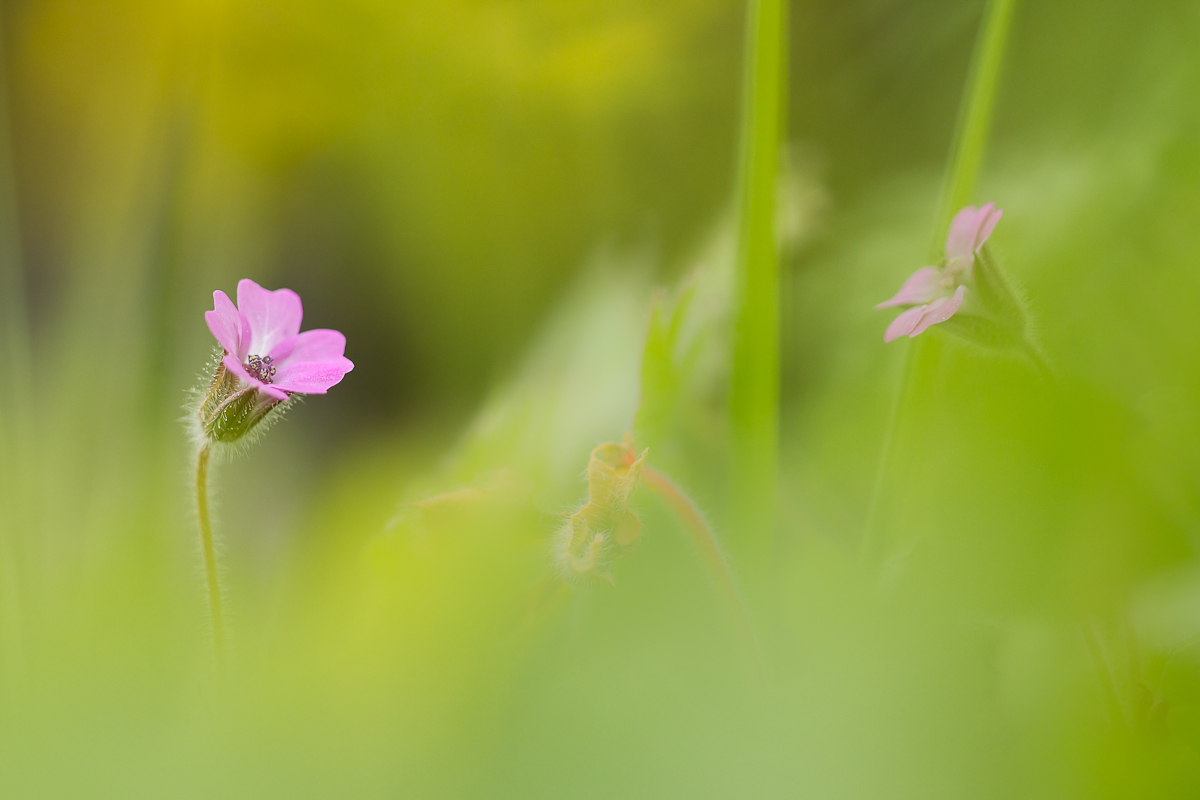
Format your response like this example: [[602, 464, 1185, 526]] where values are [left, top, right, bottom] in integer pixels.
[[205, 279, 353, 402], [876, 203, 1003, 342]]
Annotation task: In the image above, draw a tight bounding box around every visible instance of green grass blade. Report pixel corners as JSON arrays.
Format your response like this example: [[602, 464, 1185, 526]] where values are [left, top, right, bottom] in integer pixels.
[[729, 0, 787, 563], [0, 11, 31, 679], [931, 0, 1018, 256]]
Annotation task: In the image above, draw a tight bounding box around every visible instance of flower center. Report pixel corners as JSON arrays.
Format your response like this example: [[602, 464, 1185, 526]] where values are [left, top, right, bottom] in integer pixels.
[[246, 354, 276, 384]]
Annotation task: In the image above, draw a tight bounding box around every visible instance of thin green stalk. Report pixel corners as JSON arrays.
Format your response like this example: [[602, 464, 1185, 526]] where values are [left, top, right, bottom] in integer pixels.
[[729, 0, 787, 562], [643, 466, 760, 664], [0, 6, 32, 680], [862, 0, 1017, 555], [860, 345, 915, 557], [195, 445, 226, 669], [930, 0, 1017, 257]]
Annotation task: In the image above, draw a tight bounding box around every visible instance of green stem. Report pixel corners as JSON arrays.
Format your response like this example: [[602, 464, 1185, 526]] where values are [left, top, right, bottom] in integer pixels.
[[1022, 339, 1057, 384], [930, 0, 1017, 257], [643, 466, 760, 663], [195, 445, 226, 669], [862, 0, 1016, 554], [860, 345, 915, 557], [729, 0, 787, 562], [0, 5, 31, 680]]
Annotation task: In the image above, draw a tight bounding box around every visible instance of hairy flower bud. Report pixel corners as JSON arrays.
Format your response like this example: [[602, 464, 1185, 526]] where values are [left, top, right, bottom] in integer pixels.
[[195, 360, 285, 444], [552, 439, 648, 581]]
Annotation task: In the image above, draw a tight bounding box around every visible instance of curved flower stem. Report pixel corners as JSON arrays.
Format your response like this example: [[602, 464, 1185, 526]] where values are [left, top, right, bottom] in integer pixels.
[[642, 466, 761, 662], [863, 0, 1017, 555], [195, 445, 226, 669]]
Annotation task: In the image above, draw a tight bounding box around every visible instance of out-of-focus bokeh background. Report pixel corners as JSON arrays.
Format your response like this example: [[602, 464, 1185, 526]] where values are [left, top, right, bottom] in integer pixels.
[[2, 0, 1200, 797]]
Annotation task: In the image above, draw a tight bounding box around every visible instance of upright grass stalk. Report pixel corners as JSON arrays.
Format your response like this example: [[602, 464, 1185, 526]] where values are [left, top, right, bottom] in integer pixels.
[[861, 0, 1017, 555], [729, 0, 787, 565], [931, 0, 1018, 257], [195, 445, 226, 669], [0, 8, 33, 679]]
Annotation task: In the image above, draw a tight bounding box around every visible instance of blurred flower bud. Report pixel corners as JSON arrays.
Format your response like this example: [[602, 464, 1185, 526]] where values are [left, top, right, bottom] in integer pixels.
[[553, 438, 648, 580]]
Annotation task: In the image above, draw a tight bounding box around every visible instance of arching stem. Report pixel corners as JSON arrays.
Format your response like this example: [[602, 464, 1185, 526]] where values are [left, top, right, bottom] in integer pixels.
[[642, 466, 760, 662]]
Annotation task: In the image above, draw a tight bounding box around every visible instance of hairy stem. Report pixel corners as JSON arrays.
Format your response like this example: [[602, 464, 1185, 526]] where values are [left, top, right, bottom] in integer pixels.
[[195, 445, 225, 669], [729, 0, 787, 563], [643, 466, 760, 661], [1022, 339, 1057, 383]]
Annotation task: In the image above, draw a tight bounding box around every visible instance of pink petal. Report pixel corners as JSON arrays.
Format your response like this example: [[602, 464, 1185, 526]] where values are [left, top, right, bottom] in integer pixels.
[[884, 305, 927, 343], [945, 206, 984, 265], [974, 203, 1002, 250], [944, 203, 1003, 266], [272, 358, 354, 395], [909, 285, 966, 337], [205, 290, 252, 359], [268, 329, 348, 368], [260, 385, 290, 402], [237, 279, 303, 356], [875, 266, 945, 309]]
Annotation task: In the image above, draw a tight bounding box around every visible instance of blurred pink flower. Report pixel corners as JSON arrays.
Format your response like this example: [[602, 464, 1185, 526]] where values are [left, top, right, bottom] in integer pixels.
[[876, 202, 1003, 342], [205, 279, 353, 401]]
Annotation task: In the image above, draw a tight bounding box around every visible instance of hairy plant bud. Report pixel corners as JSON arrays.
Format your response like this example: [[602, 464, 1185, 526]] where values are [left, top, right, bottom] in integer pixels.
[[552, 439, 648, 581]]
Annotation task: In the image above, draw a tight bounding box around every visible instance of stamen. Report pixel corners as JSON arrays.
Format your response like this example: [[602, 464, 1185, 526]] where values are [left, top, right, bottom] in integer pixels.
[[246, 354, 277, 384]]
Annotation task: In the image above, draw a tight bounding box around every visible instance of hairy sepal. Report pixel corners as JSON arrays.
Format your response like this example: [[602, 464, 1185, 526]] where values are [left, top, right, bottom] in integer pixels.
[[188, 348, 289, 450]]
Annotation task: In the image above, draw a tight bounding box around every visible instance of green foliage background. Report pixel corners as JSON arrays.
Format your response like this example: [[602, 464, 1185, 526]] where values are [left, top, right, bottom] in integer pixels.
[[1, 0, 1199, 797]]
